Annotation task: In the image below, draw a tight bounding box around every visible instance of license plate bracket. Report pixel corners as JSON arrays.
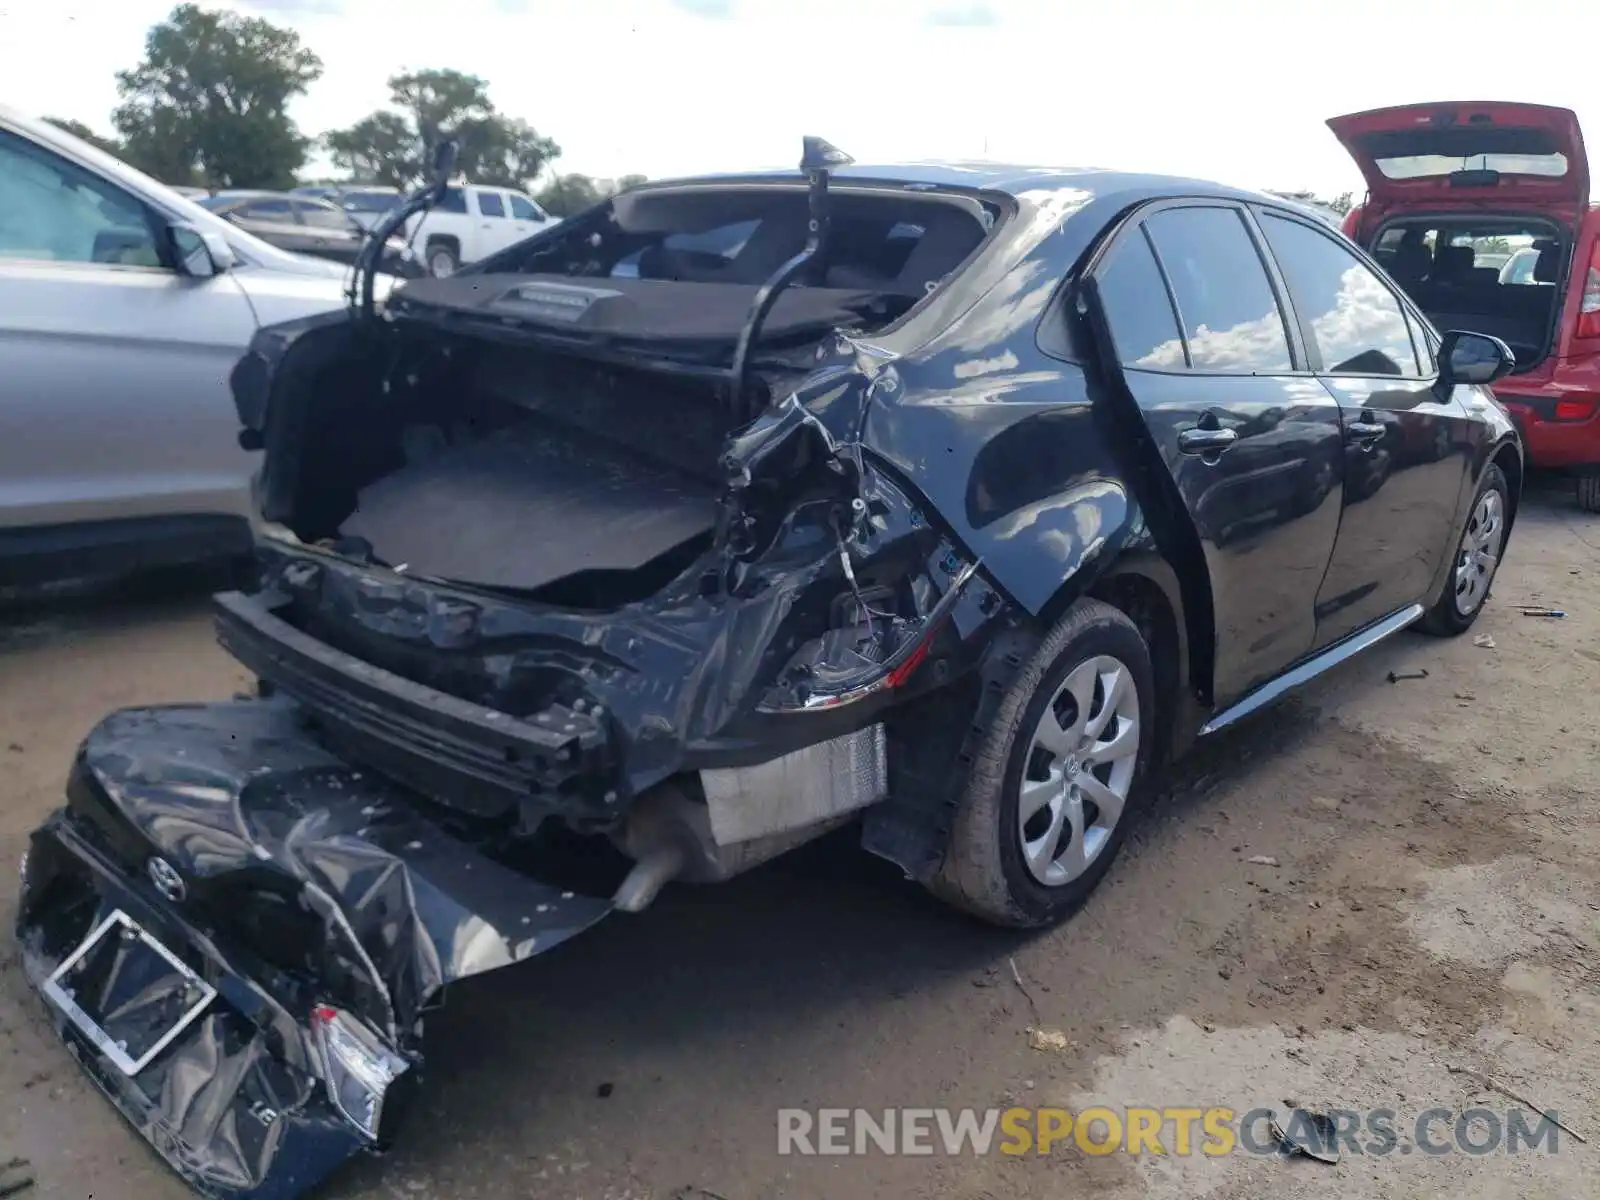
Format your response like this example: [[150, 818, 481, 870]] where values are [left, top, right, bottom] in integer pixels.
[[42, 909, 217, 1077]]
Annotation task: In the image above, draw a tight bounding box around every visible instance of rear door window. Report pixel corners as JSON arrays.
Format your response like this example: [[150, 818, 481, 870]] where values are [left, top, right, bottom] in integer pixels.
[[1260, 212, 1420, 377], [1095, 229, 1186, 369], [509, 193, 547, 221], [476, 191, 507, 218], [438, 187, 467, 215], [295, 200, 350, 229], [241, 197, 294, 221], [1142, 206, 1295, 374]]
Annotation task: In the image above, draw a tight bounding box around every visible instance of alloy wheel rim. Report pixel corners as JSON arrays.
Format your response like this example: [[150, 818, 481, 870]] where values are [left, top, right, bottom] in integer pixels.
[[1454, 490, 1505, 616], [1017, 654, 1140, 887], [429, 252, 456, 278]]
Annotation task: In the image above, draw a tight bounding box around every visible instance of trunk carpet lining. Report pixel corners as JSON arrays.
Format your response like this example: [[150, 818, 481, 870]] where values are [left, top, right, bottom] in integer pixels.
[[339, 421, 719, 591]]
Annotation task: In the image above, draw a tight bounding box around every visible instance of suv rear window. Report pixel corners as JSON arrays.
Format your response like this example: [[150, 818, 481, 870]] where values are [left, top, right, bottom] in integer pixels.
[[1356, 127, 1573, 181], [1374, 152, 1569, 180]]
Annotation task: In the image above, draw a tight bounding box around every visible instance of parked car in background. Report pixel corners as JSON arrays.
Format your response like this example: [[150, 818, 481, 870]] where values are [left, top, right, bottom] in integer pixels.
[[1334, 101, 1600, 510], [15, 145, 1524, 1198], [1499, 245, 1542, 286], [291, 184, 403, 232], [407, 182, 557, 276], [199, 191, 420, 277], [336, 186, 401, 232], [0, 106, 382, 585]]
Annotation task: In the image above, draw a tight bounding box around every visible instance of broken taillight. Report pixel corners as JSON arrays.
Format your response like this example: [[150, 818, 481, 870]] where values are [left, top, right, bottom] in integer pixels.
[[312, 1005, 409, 1143], [758, 560, 979, 712]]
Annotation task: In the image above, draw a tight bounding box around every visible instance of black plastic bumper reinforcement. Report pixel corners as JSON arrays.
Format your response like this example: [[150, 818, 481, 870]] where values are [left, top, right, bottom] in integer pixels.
[[213, 589, 617, 820]]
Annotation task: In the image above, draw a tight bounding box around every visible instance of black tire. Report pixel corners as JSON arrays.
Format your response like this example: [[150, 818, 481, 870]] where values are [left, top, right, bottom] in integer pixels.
[[929, 598, 1156, 927], [1420, 462, 1510, 636], [1577, 474, 1600, 514], [426, 241, 460, 278]]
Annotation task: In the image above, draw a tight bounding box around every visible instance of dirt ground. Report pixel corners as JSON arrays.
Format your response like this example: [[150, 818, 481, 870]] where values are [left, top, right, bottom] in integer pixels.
[[2, 479, 1596, 1200]]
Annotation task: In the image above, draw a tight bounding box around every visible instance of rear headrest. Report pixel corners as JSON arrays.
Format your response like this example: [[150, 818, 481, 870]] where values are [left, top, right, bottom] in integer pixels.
[[894, 207, 986, 292], [1431, 245, 1475, 282], [1532, 238, 1562, 284], [1391, 238, 1432, 284], [725, 206, 808, 282]]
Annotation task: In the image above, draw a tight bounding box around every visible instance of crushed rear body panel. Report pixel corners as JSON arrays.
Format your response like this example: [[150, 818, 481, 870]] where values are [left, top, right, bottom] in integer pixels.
[[17, 699, 611, 1198]]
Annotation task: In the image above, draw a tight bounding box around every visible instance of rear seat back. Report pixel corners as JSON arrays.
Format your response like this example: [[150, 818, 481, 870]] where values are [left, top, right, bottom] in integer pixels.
[[1533, 238, 1564, 284]]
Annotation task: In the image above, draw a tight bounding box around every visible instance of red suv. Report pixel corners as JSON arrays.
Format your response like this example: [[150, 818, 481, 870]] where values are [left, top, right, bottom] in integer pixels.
[[1333, 102, 1600, 510]]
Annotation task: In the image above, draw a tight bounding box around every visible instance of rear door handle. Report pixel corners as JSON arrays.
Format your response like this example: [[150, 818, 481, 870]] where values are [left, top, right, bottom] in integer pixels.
[[1177, 427, 1239, 454], [1346, 417, 1386, 445]]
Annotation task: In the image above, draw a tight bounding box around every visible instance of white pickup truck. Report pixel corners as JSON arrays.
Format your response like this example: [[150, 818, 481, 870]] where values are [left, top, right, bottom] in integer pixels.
[[406, 184, 557, 277]]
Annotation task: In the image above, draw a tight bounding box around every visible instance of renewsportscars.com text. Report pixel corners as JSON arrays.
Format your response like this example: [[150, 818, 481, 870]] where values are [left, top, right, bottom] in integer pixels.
[[777, 1106, 1564, 1157]]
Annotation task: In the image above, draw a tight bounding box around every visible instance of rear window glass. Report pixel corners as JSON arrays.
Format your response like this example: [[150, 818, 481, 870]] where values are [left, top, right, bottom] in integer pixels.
[[477, 192, 506, 218], [438, 187, 467, 215], [1374, 152, 1568, 180], [664, 220, 758, 259]]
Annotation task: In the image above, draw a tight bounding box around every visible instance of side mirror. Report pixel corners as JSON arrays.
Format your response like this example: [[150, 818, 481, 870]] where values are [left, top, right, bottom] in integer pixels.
[[1438, 329, 1515, 388], [170, 222, 236, 277]]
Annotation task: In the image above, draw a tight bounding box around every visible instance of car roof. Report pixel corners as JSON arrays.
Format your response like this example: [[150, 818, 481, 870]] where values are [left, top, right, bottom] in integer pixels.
[[639, 160, 1288, 208]]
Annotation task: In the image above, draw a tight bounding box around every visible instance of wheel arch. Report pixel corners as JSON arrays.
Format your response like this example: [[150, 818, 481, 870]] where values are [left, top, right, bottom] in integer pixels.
[[1035, 544, 1205, 767], [1490, 436, 1523, 531]]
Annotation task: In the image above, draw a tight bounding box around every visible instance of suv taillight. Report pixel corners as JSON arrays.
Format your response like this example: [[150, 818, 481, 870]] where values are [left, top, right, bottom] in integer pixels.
[[1578, 241, 1600, 339]]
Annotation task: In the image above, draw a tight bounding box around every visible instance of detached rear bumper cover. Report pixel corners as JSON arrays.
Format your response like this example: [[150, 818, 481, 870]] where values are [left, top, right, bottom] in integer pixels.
[[16, 699, 611, 1199]]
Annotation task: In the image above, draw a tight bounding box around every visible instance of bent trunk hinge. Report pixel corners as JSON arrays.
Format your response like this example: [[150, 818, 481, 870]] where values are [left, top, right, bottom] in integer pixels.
[[727, 135, 856, 423]]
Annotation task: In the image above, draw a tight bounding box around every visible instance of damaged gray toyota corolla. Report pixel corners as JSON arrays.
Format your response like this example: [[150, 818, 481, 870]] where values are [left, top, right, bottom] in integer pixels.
[[18, 138, 1522, 1196]]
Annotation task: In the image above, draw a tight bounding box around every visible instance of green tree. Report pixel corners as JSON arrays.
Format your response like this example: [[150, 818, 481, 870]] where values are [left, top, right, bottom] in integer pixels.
[[325, 112, 418, 189], [323, 69, 560, 190], [43, 117, 124, 158], [535, 173, 611, 218], [534, 174, 650, 217], [459, 116, 561, 189], [1323, 191, 1354, 216], [111, 3, 322, 189]]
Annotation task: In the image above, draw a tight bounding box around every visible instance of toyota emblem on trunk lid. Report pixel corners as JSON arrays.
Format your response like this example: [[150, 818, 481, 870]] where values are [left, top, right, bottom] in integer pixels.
[[147, 857, 186, 903]]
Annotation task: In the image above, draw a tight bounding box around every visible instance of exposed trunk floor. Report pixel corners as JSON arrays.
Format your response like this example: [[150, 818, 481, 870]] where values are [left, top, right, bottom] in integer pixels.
[[339, 422, 720, 591]]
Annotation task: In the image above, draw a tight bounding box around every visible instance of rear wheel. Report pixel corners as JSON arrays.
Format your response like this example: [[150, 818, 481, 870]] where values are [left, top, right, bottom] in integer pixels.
[[930, 599, 1155, 927], [1576, 473, 1600, 514], [1421, 463, 1509, 636]]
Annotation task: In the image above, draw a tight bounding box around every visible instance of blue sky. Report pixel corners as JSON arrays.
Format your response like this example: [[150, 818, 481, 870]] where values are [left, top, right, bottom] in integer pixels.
[[3, 0, 1595, 196]]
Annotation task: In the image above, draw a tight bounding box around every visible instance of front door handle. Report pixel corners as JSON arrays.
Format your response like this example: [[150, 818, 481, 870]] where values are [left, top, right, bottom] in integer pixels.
[[1177, 427, 1239, 454]]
